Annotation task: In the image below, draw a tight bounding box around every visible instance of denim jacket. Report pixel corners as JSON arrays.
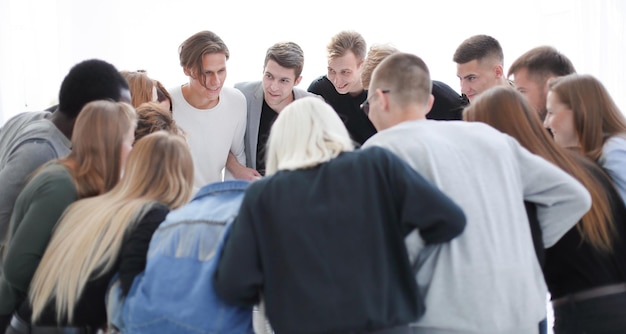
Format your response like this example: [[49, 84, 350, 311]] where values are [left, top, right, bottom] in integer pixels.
[[107, 180, 253, 334]]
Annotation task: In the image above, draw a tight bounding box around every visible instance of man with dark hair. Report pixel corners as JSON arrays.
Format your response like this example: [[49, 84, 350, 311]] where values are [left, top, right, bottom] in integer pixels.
[[228, 41, 319, 179], [0, 58, 129, 330], [508, 45, 576, 120], [0, 60, 130, 257], [453, 34, 510, 102]]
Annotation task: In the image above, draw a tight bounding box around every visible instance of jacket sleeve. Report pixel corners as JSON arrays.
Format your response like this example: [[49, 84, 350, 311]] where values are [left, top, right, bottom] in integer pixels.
[[512, 137, 591, 248], [0, 170, 76, 314], [385, 148, 466, 244], [213, 190, 263, 307]]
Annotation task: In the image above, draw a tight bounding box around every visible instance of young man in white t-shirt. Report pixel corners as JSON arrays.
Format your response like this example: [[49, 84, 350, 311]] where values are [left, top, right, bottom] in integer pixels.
[[170, 30, 247, 192]]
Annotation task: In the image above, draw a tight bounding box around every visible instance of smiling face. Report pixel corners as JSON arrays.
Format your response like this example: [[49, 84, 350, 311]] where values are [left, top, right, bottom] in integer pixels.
[[262, 59, 301, 112], [456, 59, 501, 101], [545, 91, 579, 148], [327, 50, 364, 95], [184, 52, 227, 109]]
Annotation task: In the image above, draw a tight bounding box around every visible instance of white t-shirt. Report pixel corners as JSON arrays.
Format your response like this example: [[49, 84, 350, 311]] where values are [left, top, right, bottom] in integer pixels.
[[170, 85, 247, 192]]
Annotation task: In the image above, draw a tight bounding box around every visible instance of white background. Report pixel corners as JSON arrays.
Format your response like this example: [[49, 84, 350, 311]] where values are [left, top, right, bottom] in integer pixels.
[[1, 0, 623, 331], [0, 0, 625, 125]]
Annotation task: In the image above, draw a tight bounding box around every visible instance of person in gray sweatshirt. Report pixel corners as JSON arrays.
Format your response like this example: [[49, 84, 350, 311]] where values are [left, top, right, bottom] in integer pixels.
[[362, 52, 591, 334]]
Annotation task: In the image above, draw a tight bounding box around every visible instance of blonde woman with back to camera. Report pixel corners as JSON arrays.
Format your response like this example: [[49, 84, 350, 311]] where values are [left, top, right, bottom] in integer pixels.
[[0, 100, 137, 333], [214, 97, 466, 334], [15, 131, 194, 333]]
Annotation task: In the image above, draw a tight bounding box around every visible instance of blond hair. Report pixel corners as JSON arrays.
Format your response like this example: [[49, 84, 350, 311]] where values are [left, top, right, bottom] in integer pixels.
[[29, 131, 194, 323], [265, 97, 353, 175]]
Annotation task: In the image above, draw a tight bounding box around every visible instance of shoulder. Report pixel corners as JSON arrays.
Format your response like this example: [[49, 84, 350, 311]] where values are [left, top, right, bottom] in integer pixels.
[[167, 85, 183, 98], [307, 75, 332, 92], [221, 86, 246, 103], [234, 81, 261, 96], [294, 87, 321, 100], [1, 111, 47, 131], [32, 163, 73, 186], [603, 135, 626, 153]]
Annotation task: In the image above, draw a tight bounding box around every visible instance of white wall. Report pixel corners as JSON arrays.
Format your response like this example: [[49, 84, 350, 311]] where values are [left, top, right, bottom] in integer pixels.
[[1, 0, 625, 125]]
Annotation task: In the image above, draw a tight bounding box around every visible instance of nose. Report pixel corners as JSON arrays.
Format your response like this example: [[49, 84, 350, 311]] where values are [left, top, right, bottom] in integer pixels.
[[543, 116, 550, 130], [269, 79, 278, 91], [207, 72, 220, 86], [460, 80, 470, 94]]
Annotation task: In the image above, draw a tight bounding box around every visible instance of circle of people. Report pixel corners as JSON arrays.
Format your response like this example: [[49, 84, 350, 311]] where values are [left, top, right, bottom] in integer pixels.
[[0, 30, 624, 334]]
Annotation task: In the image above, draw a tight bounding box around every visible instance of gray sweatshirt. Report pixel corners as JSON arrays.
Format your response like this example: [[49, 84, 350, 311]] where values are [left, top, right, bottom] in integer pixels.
[[364, 120, 591, 334]]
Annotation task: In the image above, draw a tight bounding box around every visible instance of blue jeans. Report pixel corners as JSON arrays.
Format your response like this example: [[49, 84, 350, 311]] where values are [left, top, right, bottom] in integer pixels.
[[553, 291, 626, 334]]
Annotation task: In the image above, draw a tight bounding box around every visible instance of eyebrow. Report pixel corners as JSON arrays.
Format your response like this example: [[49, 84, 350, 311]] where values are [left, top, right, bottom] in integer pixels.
[[457, 74, 476, 80]]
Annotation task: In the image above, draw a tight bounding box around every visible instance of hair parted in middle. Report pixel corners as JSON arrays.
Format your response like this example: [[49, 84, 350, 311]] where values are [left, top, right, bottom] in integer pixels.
[[548, 73, 626, 161], [179, 30, 229, 88]]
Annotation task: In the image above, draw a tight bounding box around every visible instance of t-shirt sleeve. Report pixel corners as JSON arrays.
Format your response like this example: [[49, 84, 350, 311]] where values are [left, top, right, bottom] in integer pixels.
[[118, 204, 169, 297]]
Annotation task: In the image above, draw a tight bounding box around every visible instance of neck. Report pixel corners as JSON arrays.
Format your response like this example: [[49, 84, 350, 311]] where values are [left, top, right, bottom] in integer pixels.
[[48, 111, 75, 139], [182, 84, 219, 109]]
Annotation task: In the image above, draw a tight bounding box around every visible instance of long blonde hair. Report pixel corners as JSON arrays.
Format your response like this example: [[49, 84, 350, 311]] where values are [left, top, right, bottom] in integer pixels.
[[264, 97, 354, 175], [29, 132, 194, 323]]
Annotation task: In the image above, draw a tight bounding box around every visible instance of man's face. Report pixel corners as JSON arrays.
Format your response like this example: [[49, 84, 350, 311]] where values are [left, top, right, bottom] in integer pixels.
[[512, 68, 548, 120], [456, 59, 501, 101], [364, 89, 389, 131], [262, 59, 301, 111], [545, 91, 579, 148], [327, 50, 363, 95], [186, 52, 227, 103]]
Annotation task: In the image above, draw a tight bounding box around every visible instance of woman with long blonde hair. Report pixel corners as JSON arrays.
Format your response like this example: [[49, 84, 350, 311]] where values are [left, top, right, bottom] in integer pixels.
[[22, 131, 193, 332], [1, 100, 136, 333], [464, 86, 626, 334]]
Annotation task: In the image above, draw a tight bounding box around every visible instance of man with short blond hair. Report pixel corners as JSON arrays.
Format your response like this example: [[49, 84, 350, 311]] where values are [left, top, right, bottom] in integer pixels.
[[308, 30, 375, 145]]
